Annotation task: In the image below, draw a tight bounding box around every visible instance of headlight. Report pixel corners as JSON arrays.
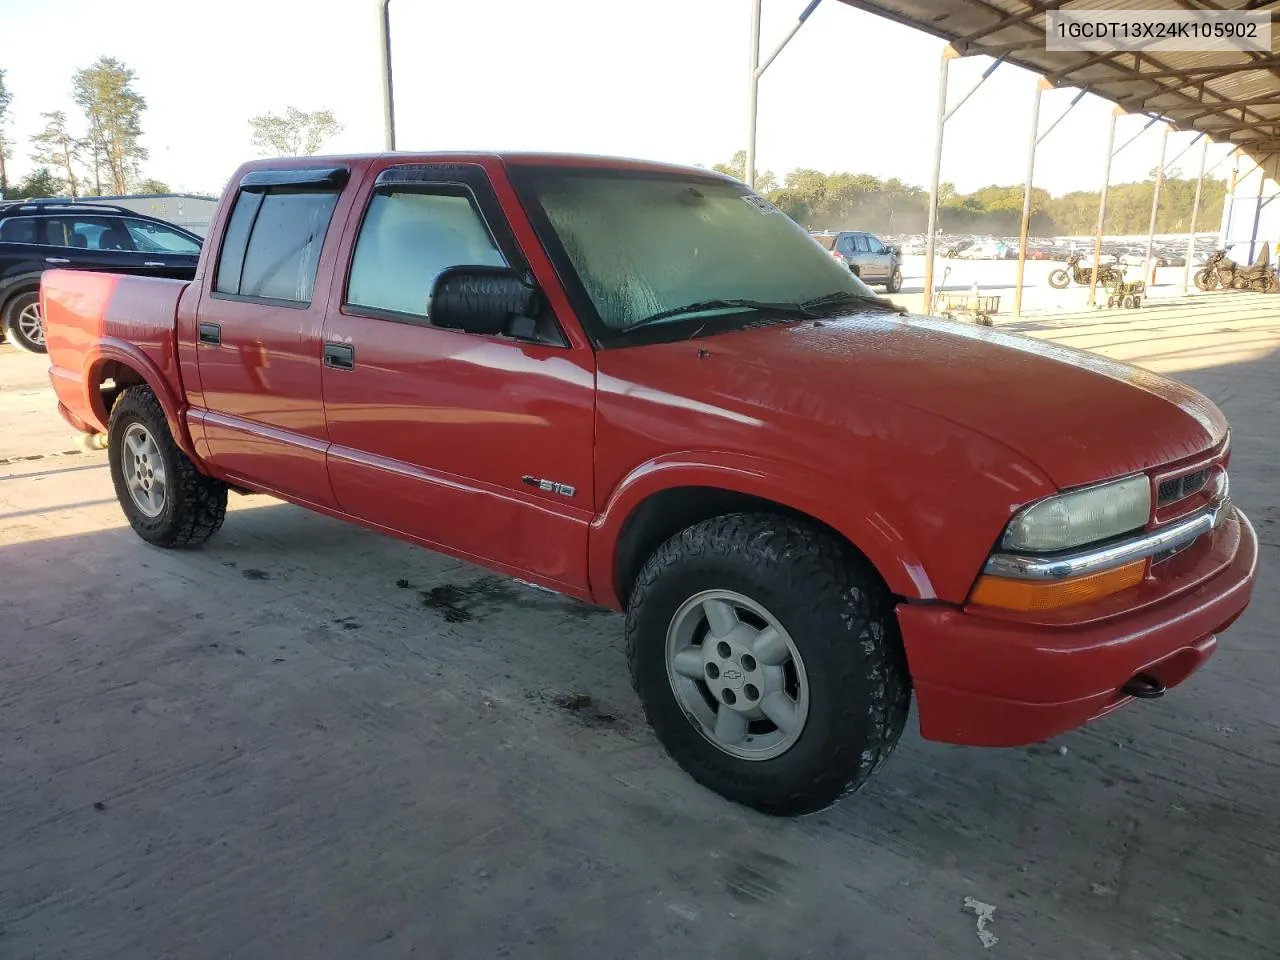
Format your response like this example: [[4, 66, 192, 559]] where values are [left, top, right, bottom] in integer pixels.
[[1001, 475, 1151, 553]]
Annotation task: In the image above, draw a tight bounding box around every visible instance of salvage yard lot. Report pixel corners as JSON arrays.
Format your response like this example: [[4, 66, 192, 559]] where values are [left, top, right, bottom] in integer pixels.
[[1, 289, 1278, 959]]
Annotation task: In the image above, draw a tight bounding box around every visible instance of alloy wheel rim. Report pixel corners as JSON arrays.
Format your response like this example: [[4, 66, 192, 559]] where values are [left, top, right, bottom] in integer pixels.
[[122, 423, 167, 518], [18, 302, 44, 345], [665, 589, 810, 761]]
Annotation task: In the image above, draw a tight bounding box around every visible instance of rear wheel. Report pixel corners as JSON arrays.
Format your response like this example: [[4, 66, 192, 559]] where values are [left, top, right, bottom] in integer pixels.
[[626, 513, 911, 816], [3, 291, 46, 354], [1048, 269, 1070, 290], [108, 385, 228, 547]]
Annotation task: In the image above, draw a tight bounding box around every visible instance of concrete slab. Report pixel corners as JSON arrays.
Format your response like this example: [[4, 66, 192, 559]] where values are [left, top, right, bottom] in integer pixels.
[[1, 293, 1277, 959]]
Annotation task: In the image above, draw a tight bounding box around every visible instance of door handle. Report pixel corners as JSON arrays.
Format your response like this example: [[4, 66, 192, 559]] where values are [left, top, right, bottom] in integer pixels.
[[324, 342, 354, 370], [198, 322, 221, 345], [45, 257, 71, 264]]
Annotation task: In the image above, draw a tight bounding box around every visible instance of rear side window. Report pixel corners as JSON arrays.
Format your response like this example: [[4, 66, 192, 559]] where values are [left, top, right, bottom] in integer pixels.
[[214, 188, 339, 304], [0, 217, 39, 244], [346, 188, 505, 320], [852, 234, 870, 253]]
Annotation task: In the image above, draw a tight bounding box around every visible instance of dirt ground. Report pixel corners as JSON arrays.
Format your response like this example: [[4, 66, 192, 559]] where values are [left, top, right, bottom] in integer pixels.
[[1, 288, 1277, 959]]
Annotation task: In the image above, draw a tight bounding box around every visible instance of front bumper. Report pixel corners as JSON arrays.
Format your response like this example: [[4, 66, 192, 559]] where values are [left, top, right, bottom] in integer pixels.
[[897, 506, 1258, 747]]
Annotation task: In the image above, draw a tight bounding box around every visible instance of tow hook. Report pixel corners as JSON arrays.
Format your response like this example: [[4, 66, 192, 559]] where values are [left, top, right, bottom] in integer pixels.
[[1121, 673, 1166, 699]]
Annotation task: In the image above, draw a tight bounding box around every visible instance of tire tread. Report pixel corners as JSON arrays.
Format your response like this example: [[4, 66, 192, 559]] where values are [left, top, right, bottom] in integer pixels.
[[625, 512, 911, 816]]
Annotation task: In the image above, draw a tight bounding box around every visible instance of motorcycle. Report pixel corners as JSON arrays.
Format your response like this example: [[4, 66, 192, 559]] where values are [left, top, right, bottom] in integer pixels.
[[1194, 247, 1276, 293], [1048, 252, 1125, 290]]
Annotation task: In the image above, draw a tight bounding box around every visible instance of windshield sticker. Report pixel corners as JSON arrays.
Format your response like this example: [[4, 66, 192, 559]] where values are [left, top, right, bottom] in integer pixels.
[[741, 195, 781, 215]]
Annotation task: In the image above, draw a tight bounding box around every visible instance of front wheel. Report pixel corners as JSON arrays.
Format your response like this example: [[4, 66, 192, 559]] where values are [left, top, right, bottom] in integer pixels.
[[626, 514, 911, 816], [108, 385, 229, 548], [3, 291, 47, 354], [1048, 269, 1070, 290], [1194, 269, 1215, 291], [885, 267, 903, 294]]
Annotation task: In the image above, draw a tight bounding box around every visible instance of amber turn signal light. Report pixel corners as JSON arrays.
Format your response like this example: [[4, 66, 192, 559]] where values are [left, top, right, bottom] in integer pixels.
[[970, 559, 1146, 612]]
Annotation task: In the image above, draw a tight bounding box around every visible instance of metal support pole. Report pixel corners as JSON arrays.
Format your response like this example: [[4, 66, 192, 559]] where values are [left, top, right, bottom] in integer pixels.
[[922, 46, 957, 314], [377, 0, 395, 151], [1246, 153, 1273, 263], [1088, 108, 1121, 307], [1142, 123, 1169, 287], [757, 0, 823, 75], [745, 0, 762, 188], [921, 47, 1003, 312], [1221, 152, 1242, 248], [1013, 79, 1047, 317], [745, 0, 821, 190], [1182, 134, 1210, 293]]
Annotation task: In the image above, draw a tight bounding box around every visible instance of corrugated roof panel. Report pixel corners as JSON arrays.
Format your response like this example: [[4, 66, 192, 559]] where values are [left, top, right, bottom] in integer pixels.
[[838, 0, 1280, 156]]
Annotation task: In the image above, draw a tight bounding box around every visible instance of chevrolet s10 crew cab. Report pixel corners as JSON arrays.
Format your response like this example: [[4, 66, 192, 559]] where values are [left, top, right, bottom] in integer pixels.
[[42, 152, 1257, 815]]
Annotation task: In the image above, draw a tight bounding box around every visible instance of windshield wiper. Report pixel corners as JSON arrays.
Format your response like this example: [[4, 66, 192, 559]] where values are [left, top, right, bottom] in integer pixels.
[[800, 290, 907, 314], [625, 298, 818, 334]]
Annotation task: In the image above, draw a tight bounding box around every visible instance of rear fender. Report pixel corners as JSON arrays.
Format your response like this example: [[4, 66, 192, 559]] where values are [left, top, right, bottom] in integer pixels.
[[83, 338, 204, 467], [589, 451, 934, 609]]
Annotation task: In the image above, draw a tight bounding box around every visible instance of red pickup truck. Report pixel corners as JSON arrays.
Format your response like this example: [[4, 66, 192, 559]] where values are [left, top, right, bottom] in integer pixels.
[[43, 152, 1257, 815]]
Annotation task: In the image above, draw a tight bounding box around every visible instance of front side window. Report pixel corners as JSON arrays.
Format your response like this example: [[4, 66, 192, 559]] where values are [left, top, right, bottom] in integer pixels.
[[125, 219, 201, 254], [866, 236, 886, 254], [346, 188, 505, 319], [511, 168, 880, 343], [214, 188, 339, 303]]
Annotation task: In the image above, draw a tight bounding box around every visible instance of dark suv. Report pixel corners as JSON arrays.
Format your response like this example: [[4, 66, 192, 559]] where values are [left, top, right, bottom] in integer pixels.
[[811, 230, 903, 292], [0, 199, 203, 353]]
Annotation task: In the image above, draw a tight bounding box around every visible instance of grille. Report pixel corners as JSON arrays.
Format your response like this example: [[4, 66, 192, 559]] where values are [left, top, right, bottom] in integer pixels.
[[1158, 469, 1209, 507]]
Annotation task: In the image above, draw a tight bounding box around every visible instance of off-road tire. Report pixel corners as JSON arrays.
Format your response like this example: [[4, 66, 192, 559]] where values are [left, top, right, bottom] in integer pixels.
[[108, 385, 228, 547], [1048, 269, 1070, 290], [625, 513, 912, 816], [3, 290, 47, 354]]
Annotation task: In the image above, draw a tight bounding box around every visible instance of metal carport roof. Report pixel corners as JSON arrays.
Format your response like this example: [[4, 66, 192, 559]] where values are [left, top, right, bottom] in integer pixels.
[[838, 0, 1280, 157]]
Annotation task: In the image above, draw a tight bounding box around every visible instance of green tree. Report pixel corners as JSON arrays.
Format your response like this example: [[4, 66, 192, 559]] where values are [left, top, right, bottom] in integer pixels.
[[9, 166, 66, 200], [72, 56, 148, 194], [249, 106, 343, 157], [29, 111, 83, 199], [0, 68, 13, 195], [135, 178, 170, 194], [712, 149, 746, 180]]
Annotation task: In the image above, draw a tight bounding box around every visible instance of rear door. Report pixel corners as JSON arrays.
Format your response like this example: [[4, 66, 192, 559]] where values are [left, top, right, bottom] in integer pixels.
[[318, 160, 596, 593], [849, 233, 874, 279], [190, 166, 351, 506]]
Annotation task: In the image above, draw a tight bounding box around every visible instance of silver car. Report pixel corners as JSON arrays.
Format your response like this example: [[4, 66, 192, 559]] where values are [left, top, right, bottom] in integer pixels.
[[810, 230, 903, 292]]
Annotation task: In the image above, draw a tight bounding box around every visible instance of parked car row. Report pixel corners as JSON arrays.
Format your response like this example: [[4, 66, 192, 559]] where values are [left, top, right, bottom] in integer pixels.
[[0, 199, 203, 353]]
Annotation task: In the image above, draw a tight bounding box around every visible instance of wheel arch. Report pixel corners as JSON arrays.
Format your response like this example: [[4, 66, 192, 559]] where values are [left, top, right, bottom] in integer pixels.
[[83, 341, 203, 465], [591, 455, 934, 611]]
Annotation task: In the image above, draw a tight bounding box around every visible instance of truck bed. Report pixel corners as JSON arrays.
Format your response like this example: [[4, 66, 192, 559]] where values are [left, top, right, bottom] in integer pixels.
[[43, 269, 191, 436]]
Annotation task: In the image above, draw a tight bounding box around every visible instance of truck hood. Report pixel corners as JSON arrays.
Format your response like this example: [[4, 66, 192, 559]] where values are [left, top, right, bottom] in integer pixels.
[[610, 310, 1227, 489]]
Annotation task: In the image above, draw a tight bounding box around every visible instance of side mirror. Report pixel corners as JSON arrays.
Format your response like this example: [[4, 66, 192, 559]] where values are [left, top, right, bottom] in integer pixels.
[[428, 266, 541, 336]]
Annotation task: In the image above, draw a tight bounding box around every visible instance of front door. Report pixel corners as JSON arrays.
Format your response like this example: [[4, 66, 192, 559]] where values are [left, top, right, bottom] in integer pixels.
[[319, 161, 597, 593], [191, 166, 351, 507]]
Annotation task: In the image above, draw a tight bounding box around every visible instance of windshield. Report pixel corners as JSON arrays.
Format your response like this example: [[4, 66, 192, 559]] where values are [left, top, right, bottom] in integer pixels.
[[513, 168, 881, 343]]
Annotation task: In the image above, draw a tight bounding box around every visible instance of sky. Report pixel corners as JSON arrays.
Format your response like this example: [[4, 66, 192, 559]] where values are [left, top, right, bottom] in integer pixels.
[[0, 0, 1237, 198]]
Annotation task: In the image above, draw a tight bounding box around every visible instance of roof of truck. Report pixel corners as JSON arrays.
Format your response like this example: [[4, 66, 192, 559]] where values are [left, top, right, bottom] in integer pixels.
[[232, 151, 742, 182]]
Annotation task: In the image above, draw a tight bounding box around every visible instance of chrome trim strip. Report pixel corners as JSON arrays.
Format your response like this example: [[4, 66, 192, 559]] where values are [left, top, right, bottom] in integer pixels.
[[984, 501, 1228, 581]]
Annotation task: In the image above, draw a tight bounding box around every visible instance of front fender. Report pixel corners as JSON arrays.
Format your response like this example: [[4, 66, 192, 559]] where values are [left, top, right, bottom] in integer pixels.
[[84, 338, 204, 466], [588, 451, 935, 609]]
